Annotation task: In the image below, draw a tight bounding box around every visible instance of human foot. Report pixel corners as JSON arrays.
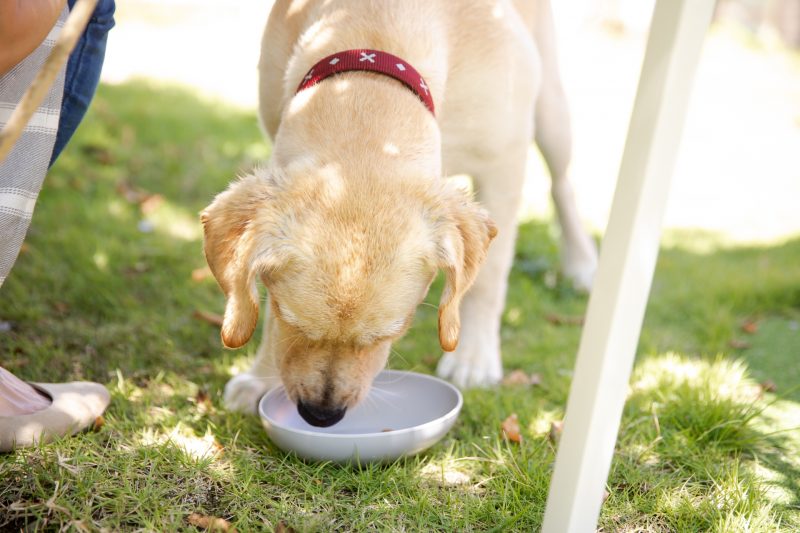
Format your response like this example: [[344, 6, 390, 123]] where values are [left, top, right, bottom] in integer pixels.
[[0, 366, 51, 416], [0, 376, 110, 452]]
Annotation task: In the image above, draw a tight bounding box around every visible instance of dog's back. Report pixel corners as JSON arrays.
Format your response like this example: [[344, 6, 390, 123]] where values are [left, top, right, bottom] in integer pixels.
[[257, 0, 549, 148]]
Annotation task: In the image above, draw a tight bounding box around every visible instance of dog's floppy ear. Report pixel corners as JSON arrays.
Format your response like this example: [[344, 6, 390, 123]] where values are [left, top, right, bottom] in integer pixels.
[[201, 172, 280, 349], [435, 190, 497, 352]]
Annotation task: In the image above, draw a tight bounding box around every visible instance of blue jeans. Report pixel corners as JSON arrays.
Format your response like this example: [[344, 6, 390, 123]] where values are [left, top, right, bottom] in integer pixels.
[[49, 0, 115, 166]]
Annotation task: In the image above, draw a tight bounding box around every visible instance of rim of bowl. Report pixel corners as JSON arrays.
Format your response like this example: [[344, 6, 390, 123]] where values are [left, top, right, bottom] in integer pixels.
[[258, 369, 463, 440]]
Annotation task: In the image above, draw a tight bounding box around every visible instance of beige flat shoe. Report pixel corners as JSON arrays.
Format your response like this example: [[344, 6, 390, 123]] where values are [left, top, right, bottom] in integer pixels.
[[0, 381, 110, 452]]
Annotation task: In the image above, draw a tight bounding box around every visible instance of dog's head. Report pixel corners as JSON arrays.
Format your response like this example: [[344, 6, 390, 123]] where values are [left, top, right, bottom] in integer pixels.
[[201, 164, 495, 426]]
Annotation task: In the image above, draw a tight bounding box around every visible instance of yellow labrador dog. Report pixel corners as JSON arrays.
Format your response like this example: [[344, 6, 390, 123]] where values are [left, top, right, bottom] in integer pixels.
[[202, 0, 597, 426]]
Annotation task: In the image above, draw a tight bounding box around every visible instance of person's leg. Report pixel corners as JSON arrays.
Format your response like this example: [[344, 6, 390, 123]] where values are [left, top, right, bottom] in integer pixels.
[[0, 0, 115, 450], [0, 367, 51, 416], [49, 0, 115, 165]]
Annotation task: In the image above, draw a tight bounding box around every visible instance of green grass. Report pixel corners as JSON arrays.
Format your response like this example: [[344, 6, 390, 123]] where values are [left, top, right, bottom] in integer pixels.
[[1, 80, 799, 531]]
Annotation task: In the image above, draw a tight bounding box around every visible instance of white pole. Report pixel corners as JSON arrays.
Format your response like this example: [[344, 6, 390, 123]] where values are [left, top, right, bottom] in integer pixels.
[[541, 1, 716, 531]]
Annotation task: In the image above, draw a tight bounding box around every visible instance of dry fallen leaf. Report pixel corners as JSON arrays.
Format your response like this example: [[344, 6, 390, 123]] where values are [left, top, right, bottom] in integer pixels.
[[501, 413, 523, 443], [195, 389, 210, 404], [93, 416, 105, 431], [422, 354, 439, 367], [140, 193, 164, 215], [192, 266, 213, 282], [729, 339, 751, 350], [188, 512, 235, 532], [545, 313, 585, 326], [741, 319, 759, 335], [274, 521, 296, 533], [760, 380, 777, 393], [116, 181, 150, 204], [549, 420, 564, 444], [502, 369, 532, 386], [193, 310, 224, 327], [194, 389, 213, 414], [502, 370, 543, 387]]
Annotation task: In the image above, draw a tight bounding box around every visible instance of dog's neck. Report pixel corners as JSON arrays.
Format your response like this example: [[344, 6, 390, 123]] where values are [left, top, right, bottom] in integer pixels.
[[271, 1, 447, 183], [284, 0, 448, 109]]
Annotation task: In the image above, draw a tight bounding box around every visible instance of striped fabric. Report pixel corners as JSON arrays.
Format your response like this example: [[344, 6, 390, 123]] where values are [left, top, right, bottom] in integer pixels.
[[0, 9, 68, 287]]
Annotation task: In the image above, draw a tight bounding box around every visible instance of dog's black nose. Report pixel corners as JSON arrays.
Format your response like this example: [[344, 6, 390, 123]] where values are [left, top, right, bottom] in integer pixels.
[[297, 400, 346, 427]]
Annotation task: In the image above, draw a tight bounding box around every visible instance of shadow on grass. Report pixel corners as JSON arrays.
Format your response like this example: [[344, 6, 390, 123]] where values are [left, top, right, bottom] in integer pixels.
[[643, 232, 800, 401], [622, 355, 799, 525]]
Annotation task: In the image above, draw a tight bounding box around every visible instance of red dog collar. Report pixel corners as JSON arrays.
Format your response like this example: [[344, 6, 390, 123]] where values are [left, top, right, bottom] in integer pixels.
[[296, 49, 435, 115]]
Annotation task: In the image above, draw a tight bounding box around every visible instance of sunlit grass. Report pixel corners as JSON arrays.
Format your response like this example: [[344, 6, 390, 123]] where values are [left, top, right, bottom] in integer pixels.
[[0, 80, 798, 530]]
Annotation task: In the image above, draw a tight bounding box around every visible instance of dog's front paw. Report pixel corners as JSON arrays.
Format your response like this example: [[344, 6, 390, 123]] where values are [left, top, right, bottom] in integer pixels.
[[436, 342, 502, 389], [223, 372, 278, 414]]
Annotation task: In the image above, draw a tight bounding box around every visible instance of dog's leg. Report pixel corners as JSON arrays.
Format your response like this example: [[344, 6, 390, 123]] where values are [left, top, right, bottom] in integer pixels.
[[223, 298, 280, 414], [533, 3, 598, 291], [437, 144, 529, 388], [535, 82, 598, 291]]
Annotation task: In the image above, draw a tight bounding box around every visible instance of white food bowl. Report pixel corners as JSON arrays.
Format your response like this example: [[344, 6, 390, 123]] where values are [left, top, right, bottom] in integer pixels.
[[258, 370, 463, 463]]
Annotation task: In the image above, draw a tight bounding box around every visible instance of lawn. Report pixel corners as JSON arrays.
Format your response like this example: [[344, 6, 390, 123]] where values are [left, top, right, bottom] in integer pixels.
[[1, 80, 798, 531]]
